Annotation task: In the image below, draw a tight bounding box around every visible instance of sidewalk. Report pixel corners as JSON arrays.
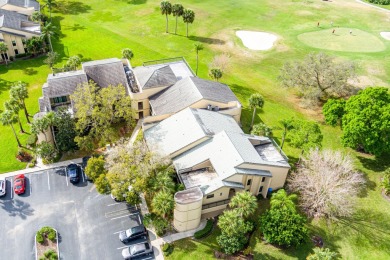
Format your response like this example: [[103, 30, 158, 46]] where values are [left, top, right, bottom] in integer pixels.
[[1, 157, 83, 178]]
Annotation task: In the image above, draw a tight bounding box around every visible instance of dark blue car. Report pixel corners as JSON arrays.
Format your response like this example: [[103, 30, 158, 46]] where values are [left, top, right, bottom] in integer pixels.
[[67, 163, 81, 184]]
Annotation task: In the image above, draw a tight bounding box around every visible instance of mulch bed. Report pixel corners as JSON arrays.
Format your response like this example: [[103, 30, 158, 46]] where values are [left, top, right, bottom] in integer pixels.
[[36, 234, 58, 259]]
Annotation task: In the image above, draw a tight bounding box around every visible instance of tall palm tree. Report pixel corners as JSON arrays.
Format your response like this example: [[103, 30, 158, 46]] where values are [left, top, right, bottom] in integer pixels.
[[172, 3, 184, 35], [121, 48, 134, 61], [31, 116, 50, 141], [5, 99, 24, 133], [0, 110, 21, 147], [41, 23, 57, 52], [248, 93, 264, 130], [43, 0, 56, 21], [270, 189, 297, 212], [194, 43, 203, 76], [44, 51, 59, 73], [152, 190, 174, 219], [151, 171, 175, 195], [279, 118, 293, 150], [182, 9, 195, 37], [10, 81, 30, 124], [160, 1, 172, 33], [229, 191, 258, 218], [0, 42, 9, 66]]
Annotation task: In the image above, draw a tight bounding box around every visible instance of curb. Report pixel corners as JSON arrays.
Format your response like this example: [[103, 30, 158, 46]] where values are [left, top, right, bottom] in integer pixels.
[[34, 227, 60, 260]]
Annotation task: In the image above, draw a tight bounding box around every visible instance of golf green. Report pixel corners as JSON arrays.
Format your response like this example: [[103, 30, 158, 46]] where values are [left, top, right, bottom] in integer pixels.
[[298, 28, 386, 52]]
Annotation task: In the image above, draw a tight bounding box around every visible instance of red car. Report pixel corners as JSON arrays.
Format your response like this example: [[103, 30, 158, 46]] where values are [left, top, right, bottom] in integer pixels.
[[14, 174, 26, 195]]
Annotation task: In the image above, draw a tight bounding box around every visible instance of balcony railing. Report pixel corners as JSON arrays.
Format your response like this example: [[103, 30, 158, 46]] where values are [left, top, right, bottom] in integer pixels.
[[202, 199, 230, 210]]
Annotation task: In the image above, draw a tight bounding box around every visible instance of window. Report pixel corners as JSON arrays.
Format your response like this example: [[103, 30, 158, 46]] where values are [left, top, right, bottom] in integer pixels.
[[220, 193, 222, 196], [261, 177, 266, 182], [14, 49, 19, 55], [12, 41, 16, 46], [138, 101, 143, 110], [206, 194, 214, 199], [259, 186, 263, 193], [24, 48, 28, 53], [53, 96, 68, 104], [247, 179, 252, 186], [138, 111, 144, 119]]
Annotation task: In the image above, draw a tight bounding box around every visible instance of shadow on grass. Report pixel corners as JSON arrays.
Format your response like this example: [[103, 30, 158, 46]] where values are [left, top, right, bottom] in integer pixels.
[[63, 23, 86, 31], [54, 1, 92, 15], [188, 35, 225, 45], [115, 0, 147, 4], [0, 77, 14, 95], [23, 68, 38, 75], [357, 153, 390, 172]]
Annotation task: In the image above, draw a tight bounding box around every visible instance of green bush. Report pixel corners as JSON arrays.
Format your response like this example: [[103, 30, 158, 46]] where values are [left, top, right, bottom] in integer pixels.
[[243, 246, 253, 256], [36, 232, 44, 244], [26, 134, 38, 147], [194, 219, 214, 239], [40, 249, 58, 260], [37, 226, 56, 242], [381, 169, 390, 195], [47, 229, 56, 242], [368, 0, 390, 5], [15, 53, 29, 59], [162, 243, 174, 256]]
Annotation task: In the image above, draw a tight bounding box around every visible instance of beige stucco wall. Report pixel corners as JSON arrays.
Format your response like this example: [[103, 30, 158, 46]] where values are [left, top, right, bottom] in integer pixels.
[[1, 4, 35, 16], [202, 187, 230, 204], [174, 196, 203, 232], [225, 174, 243, 183], [0, 33, 26, 59], [36, 127, 54, 145], [201, 204, 228, 215]]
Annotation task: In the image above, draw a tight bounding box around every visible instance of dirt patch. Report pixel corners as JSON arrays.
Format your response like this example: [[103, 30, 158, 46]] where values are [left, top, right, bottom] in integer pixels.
[[36, 235, 58, 259]]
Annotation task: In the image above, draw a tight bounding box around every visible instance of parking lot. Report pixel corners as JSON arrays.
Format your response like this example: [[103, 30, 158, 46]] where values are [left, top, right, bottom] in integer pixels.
[[0, 167, 156, 260]]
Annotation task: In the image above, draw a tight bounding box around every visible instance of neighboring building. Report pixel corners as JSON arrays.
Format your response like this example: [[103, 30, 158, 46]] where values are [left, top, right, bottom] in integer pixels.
[[38, 58, 131, 113], [0, 0, 40, 61], [144, 108, 290, 232]]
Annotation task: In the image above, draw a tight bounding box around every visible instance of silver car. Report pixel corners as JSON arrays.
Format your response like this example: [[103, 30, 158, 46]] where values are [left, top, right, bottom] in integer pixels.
[[122, 242, 152, 259], [0, 177, 6, 196]]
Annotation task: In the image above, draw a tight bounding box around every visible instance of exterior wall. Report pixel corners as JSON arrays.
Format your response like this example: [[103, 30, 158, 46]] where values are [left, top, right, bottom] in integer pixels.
[[201, 204, 227, 215], [129, 86, 169, 119], [0, 33, 26, 59], [238, 163, 290, 191], [225, 174, 243, 183], [174, 196, 203, 232], [202, 187, 230, 204], [1, 4, 35, 16], [36, 127, 54, 145]]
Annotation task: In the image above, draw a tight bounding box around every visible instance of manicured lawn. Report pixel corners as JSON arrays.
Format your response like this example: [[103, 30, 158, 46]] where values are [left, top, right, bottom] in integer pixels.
[[0, 0, 390, 257]]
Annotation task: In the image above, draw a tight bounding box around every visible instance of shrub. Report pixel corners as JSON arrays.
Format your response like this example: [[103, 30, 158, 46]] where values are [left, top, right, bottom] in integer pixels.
[[47, 229, 56, 242], [15, 53, 29, 59], [368, 0, 390, 5], [16, 150, 32, 162], [36, 232, 44, 244], [162, 243, 174, 256], [26, 134, 38, 147], [37, 226, 56, 242], [194, 219, 213, 239], [243, 246, 253, 256], [381, 169, 390, 195], [40, 249, 58, 260]]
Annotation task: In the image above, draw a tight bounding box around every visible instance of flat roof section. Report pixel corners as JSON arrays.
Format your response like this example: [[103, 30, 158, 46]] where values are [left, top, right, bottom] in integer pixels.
[[174, 187, 203, 204], [255, 143, 287, 163], [180, 168, 218, 189]]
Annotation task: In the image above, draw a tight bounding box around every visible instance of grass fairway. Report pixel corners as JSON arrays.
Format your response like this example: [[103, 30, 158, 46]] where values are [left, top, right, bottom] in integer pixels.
[[298, 28, 386, 52], [0, 0, 390, 258]]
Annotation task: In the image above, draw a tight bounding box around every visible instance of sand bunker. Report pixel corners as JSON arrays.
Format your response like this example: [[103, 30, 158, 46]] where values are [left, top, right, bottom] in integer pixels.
[[236, 30, 277, 50], [380, 32, 390, 40]]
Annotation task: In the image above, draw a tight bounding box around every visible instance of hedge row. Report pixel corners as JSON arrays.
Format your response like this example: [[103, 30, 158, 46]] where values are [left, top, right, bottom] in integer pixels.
[[368, 0, 390, 5], [194, 219, 214, 239]]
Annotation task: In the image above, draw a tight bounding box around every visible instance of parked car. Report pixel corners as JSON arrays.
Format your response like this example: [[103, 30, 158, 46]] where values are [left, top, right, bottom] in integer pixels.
[[122, 242, 152, 259], [66, 164, 81, 184], [13, 174, 25, 195], [0, 177, 6, 197], [119, 225, 147, 243], [81, 156, 92, 181]]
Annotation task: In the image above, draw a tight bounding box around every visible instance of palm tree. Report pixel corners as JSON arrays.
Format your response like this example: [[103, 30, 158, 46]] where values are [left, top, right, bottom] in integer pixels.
[[26, 37, 44, 56], [121, 48, 134, 60], [43, 0, 56, 21], [194, 43, 203, 76], [41, 23, 57, 52], [270, 189, 297, 212], [5, 99, 24, 133], [44, 51, 59, 73], [152, 190, 174, 219], [160, 1, 172, 33], [10, 81, 30, 124], [31, 116, 50, 141], [172, 3, 184, 35], [248, 93, 264, 130], [151, 170, 175, 196], [209, 68, 222, 82], [0, 42, 9, 66], [66, 55, 81, 71], [0, 110, 21, 147], [182, 9, 195, 37], [279, 118, 293, 150], [229, 191, 258, 218]]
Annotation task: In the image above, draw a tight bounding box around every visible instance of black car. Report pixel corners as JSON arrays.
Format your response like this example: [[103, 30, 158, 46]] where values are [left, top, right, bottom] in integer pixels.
[[119, 225, 147, 243], [67, 163, 81, 184]]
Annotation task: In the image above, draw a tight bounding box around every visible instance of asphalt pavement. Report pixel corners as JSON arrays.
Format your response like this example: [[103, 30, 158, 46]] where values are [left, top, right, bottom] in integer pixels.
[[0, 167, 156, 260]]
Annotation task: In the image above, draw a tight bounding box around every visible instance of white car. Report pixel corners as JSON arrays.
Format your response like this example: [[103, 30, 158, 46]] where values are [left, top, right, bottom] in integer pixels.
[[0, 177, 6, 197]]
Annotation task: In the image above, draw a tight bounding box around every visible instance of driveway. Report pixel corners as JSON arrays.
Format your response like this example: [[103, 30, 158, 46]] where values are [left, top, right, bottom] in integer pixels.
[[0, 167, 156, 260]]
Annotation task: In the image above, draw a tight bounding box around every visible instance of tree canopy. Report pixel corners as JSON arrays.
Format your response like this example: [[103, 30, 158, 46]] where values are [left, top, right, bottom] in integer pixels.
[[279, 52, 356, 104], [322, 99, 346, 127], [287, 119, 323, 155]]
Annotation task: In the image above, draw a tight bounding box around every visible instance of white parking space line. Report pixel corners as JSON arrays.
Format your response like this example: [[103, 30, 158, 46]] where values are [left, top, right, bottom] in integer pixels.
[[107, 203, 120, 207], [138, 214, 141, 223], [65, 169, 69, 186], [29, 176, 32, 194], [113, 231, 122, 234], [110, 213, 139, 221], [116, 246, 128, 250], [81, 169, 85, 183], [47, 171, 50, 190]]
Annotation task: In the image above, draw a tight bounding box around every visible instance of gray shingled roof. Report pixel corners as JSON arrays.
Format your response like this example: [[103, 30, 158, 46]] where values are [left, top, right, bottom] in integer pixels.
[[0, 9, 40, 34], [149, 77, 238, 116], [133, 65, 177, 90], [0, 0, 40, 10], [82, 58, 129, 91], [44, 71, 88, 98]]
